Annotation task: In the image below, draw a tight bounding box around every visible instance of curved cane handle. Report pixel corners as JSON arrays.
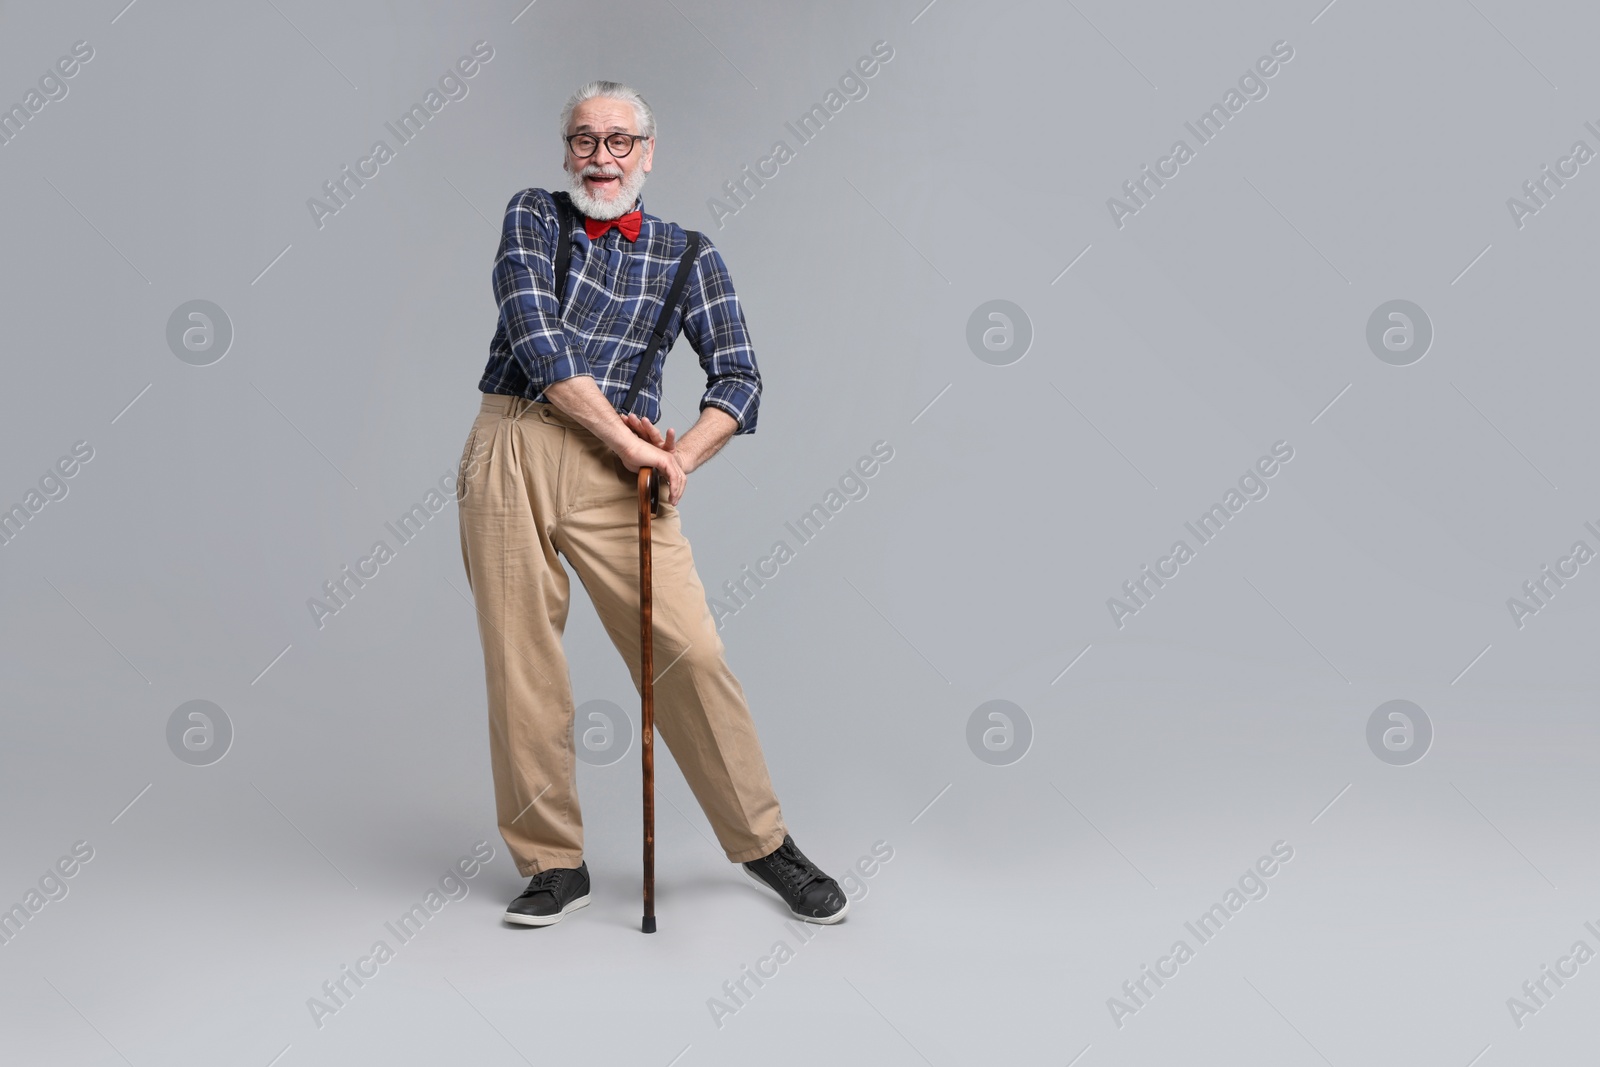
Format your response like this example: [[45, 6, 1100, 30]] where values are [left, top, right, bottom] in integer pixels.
[[639, 465, 661, 517]]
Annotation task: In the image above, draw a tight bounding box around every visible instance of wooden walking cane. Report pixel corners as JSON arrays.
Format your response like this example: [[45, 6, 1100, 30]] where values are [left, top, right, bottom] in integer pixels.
[[546, 193, 699, 933], [638, 465, 661, 933]]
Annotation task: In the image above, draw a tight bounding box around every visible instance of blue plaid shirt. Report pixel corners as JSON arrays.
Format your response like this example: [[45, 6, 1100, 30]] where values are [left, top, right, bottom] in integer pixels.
[[479, 187, 762, 434]]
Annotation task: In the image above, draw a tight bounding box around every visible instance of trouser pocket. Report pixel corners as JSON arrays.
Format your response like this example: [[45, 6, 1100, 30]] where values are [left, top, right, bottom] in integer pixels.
[[456, 421, 486, 503]]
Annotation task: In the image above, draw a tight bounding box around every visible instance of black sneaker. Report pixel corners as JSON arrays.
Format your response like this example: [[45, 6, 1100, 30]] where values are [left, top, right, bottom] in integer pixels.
[[503, 861, 591, 927], [742, 835, 848, 924]]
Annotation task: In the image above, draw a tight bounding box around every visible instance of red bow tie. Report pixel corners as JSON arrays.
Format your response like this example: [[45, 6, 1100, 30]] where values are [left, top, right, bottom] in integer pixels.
[[585, 208, 642, 242]]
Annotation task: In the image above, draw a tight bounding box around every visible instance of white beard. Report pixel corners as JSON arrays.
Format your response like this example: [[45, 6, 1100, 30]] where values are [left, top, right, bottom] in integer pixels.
[[566, 161, 648, 219]]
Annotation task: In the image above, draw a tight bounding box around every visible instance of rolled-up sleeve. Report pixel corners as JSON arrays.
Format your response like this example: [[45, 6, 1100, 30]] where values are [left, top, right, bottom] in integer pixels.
[[679, 236, 762, 435], [491, 190, 590, 388]]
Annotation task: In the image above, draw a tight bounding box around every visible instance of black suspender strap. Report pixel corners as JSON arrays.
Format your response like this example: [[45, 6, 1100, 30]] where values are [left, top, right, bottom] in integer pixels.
[[548, 192, 702, 419], [551, 193, 576, 313], [620, 230, 701, 417]]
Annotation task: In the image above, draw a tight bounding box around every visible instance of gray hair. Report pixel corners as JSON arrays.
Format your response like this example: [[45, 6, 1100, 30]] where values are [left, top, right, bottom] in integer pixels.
[[559, 80, 656, 142]]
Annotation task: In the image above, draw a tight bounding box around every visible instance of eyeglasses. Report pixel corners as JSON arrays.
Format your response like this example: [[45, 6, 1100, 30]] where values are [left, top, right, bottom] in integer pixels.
[[564, 132, 648, 159]]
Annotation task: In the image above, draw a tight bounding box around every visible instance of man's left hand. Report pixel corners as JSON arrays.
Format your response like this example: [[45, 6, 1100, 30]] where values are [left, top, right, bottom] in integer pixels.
[[623, 413, 680, 460], [622, 413, 695, 495], [622, 406, 738, 482]]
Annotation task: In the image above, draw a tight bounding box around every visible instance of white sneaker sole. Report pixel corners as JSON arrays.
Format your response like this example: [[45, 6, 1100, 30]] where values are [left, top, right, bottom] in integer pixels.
[[503, 892, 591, 927], [742, 865, 849, 924]]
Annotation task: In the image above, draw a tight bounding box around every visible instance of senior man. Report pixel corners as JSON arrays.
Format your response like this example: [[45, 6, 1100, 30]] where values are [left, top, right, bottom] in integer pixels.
[[456, 80, 847, 928]]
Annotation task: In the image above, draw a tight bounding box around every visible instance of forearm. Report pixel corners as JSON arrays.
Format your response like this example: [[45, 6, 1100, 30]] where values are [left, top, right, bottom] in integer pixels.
[[542, 375, 636, 455], [676, 406, 737, 473]]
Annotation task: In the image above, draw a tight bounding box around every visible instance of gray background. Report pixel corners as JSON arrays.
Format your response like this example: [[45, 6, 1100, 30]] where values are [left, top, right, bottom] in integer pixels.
[[2, 0, 1597, 1064]]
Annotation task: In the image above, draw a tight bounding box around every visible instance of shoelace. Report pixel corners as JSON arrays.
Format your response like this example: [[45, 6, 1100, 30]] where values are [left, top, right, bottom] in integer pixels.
[[763, 842, 824, 894], [524, 869, 569, 896]]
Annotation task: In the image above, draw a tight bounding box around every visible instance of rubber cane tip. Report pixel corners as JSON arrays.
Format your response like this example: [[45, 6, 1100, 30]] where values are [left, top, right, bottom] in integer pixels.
[[642, 915, 657, 934]]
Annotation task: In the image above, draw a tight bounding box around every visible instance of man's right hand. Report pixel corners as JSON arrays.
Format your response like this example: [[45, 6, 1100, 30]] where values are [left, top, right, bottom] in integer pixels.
[[617, 437, 687, 505], [543, 376, 688, 505]]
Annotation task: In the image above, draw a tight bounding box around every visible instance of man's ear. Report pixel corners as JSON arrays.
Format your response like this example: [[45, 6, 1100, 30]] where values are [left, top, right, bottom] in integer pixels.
[[641, 138, 654, 174]]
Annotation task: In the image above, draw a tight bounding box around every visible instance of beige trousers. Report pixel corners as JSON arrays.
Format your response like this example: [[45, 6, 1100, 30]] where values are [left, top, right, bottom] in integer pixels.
[[456, 391, 788, 877]]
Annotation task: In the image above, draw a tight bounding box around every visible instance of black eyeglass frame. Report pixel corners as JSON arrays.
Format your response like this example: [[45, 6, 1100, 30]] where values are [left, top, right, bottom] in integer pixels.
[[564, 132, 650, 159]]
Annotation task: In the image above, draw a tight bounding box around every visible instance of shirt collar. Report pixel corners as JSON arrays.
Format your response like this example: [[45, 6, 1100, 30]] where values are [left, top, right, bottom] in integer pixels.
[[566, 191, 651, 238], [622, 196, 649, 238]]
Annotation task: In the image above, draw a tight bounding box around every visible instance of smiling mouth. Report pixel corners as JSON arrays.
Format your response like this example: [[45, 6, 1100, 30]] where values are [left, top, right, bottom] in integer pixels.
[[585, 173, 620, 188]]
